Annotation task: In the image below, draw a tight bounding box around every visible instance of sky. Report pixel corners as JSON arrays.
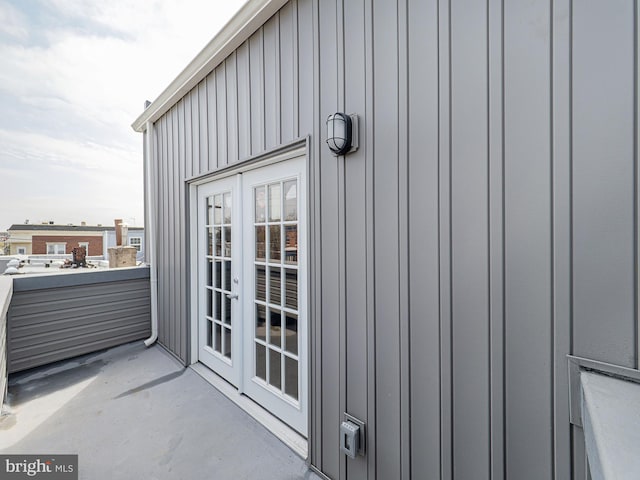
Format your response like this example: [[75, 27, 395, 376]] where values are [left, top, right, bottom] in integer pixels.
[[0, 0, 246, 231]]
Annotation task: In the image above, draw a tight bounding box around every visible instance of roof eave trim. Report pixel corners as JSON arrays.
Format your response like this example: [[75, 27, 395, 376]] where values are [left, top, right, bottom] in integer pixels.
[[131, 0, 286, 133]]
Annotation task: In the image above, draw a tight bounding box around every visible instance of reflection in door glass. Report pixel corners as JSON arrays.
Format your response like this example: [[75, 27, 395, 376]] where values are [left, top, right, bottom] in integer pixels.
[[284, 357, 298, 400], [256, 265, 266, 302], [252, 178, 300, 402], [284, 313, 298, 355], [215, 291, 222, 321], [256, 344, 266, 381], [283, 180, 297, 221], [269, 348, 281, 389], [224, 261, 232, 291], [255, 186, 266, 223], [268, 183, 281, 221], [269, 267, 281, 305], [255, 226, 266, 261], [256, 304, 266, 341], [269, 225, 281, 262], [214, 324, 222, 353], [214, 227, 222, 256], [223, 192, 232, 223], [214, 194, 222, 224], [223, 327, 232, 358], [215, 260, 222, 289], [224, 296, 231, 324], [224, 227, 232, 256], [269, 308, 282, 347], [284, 269, 297, 309], [284, 225, 297, 265]]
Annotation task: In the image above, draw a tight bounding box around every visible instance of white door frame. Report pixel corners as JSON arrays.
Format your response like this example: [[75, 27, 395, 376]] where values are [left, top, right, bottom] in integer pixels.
[[188, 145, 308, 437]]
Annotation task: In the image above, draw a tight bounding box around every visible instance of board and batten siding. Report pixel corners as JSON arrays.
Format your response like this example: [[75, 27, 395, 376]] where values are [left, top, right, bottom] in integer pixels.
[[146, 0, 639, 478], [7, 268, 151, 373], [151, 0, 313, 364]]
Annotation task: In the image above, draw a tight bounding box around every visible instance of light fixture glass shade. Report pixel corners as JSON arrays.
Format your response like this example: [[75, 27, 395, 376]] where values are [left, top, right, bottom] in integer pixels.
[[326, 113, 352, 155]]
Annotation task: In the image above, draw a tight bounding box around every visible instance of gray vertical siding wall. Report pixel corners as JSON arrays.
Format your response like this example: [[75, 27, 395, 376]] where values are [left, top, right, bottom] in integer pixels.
[[7, 268, 151, 373], [151, 0, 312, 362], [148, 0, 638, 478]]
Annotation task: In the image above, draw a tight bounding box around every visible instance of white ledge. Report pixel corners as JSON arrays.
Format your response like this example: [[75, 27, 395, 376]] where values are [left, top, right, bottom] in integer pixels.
[[581, 371, 640, 480]]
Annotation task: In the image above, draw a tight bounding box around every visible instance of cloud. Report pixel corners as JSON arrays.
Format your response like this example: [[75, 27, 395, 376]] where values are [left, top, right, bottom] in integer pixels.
[[0, 0, 245, 230], [0, 3, 28, 42], [0, 128, 143, 227]]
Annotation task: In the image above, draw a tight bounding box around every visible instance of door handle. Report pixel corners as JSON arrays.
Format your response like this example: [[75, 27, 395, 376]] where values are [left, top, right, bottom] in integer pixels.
[[226, 292, 239, 300]]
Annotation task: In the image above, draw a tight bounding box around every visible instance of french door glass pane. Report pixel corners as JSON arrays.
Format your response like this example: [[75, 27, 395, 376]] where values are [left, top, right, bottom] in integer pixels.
[[269, 267, 281, 305], [256, 305, 267, 340], [224, 296, 231, 324], [269, 225, 281, 261], [284, 269, 297, 309], [206, 320, 212, 348], [256, 266, 266, 301], [268, 348, 281, 389], [214, 194, 222, 224], [215, 291, 222, 320], [284, 357, 298, 400], [268, 183, 281, 221], [214, 227, 222, 256], [283, 180, 297, 220], [223, 192, 232, 223], [284, 313, 298, 355], [255, 226, 266, 261], [224, 227, 232, 256], [224, 261, 232, 291], [215, 260, 222, 288], [255, 186, 266, 222], [255, 343, 266, 381], [223, 327, 232, 358], [269, 308, 282, 347], [214, 324, 222, 352], [284, 225, 297, 264]]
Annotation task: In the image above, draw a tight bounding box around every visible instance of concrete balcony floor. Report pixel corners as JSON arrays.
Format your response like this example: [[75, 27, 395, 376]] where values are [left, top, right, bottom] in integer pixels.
[[0, 341, 321, 480]]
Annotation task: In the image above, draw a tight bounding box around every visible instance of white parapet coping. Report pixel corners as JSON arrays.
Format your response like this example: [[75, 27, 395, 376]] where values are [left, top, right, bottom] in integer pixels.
[[581, 371, 640, 480]]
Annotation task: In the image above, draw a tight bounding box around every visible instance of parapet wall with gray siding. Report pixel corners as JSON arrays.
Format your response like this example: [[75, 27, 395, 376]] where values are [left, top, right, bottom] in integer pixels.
[[7, 267, 151, 373], [144, 0, 639, 478]]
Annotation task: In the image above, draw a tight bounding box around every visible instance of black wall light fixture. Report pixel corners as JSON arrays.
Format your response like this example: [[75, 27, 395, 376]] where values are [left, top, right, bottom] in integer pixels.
[[326, 113, 359, 156]]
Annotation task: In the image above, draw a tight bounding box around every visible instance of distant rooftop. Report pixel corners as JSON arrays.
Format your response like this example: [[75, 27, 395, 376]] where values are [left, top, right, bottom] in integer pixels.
[[8, 224, 144, 232]]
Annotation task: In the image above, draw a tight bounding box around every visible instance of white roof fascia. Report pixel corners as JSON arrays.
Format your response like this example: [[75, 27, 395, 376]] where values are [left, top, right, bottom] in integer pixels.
[[132, 0, 287, 133]]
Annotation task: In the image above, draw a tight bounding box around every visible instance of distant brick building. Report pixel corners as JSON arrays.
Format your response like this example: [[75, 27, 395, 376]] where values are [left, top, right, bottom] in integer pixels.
[[7, 224, 144, 258], [31, 234, 103, 256]]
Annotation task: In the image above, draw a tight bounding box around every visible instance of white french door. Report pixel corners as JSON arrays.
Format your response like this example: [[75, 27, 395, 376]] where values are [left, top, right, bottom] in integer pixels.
[[197, 175, 242, 387], [195, 155, 307, 436], [241, 157, 307, 436]]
